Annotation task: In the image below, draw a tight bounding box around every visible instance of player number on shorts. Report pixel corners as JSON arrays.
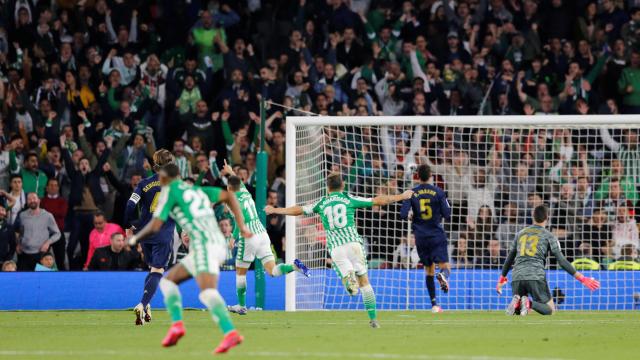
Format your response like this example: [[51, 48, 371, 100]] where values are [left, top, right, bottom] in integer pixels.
[[323, 204, 347, 229], [518, 235, 539, 257], [419, 198, 432, 220], [182, 189, 211, 217]]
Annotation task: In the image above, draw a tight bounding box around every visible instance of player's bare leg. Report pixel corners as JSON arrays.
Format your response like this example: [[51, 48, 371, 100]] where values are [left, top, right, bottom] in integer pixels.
[[426, 264, 442, 313], [357, 275, 379, 328], [436, 262, 451, 293], [159, 264, 191, 347], [195, 272, 243, 354], [135, 266, 164, 325]]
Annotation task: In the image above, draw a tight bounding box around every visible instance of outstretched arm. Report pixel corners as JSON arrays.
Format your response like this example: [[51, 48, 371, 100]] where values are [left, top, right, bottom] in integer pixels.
[[372, 190, 413, 206], [265, 205, 304, 216], [550, 240, 600, 291]]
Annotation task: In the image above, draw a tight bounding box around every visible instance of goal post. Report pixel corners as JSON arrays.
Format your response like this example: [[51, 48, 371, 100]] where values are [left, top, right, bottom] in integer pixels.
[[285, 115, 640, 312]]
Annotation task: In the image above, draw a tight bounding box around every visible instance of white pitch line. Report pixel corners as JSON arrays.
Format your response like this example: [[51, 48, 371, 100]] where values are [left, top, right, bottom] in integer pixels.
[[0, 350, 572, 360]]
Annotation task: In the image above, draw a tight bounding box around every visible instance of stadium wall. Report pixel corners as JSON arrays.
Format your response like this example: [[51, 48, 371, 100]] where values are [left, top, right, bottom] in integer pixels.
[[0, 271, 284, 311], [0, 270, 637, 310]]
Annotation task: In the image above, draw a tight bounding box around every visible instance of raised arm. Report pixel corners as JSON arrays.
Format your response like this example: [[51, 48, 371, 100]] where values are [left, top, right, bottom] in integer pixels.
[[372, 190, 413, 206], [599, 127, 621, 152]]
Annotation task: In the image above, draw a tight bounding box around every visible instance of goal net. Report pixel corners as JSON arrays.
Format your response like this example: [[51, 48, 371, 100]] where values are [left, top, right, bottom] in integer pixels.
[[285, 116, 640, 311]]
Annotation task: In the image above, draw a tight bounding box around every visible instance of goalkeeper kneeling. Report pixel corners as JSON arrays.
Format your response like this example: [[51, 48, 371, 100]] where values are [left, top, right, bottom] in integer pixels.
[[496, 205, 600, 316]]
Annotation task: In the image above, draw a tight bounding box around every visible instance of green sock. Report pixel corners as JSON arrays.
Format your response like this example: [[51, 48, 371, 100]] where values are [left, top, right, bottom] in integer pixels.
[[361, 284, 377, 320], [236, 275, 247, 307], [159, 279, 183, 322], [200, 289, 235, 334], [272, 263, 294, 277]]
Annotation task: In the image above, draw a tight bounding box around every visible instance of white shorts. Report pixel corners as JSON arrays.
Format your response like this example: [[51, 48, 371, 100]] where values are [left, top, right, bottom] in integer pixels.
[[235, 232, 275, 268], [180, 242, 227, 276], [330, 242, 368, 278]]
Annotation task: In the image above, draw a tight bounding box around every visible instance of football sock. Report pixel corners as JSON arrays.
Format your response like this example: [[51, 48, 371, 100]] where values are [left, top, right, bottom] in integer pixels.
[[159, 278, 183, 322], [271, 263, 294, 277], [426, 275, 437, 306], [360, 284, 377, 320], [141, 272, 162, 307], [440, 268, 451, 278], [199, 289, 235, 334], [531, 301, 553, 315], [236, 275, 247, 307]]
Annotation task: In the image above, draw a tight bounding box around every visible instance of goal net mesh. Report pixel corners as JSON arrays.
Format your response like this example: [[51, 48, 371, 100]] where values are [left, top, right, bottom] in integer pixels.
[[290, 120, 640, 311]]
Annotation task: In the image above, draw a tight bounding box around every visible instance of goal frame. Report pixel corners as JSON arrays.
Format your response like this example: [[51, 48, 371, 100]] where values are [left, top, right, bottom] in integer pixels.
[[284, 114, 640, 311]]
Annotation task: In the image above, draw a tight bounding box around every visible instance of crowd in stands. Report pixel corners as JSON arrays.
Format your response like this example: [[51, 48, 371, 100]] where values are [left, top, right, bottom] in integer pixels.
[[1, 0, 640, 272]]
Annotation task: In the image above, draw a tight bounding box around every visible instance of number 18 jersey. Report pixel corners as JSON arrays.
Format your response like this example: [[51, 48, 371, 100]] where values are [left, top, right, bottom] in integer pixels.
[[302, 192, 373, 252], [511, 225, 560, 281]]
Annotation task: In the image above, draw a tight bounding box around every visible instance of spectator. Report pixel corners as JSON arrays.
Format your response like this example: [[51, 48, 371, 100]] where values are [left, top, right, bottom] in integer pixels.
[[15, 193, 61, 271], [35, 253, 57, 271], [0, 206, 16, 263], [452, 234, 473, 269], [496, 202, 519, 250], [9, 152, 48, 198], [612, 205, 639, 257], [83, 212, 124, 271], [6, 175, 26, 225], [571, 243, 601, 271], [2, 260, 17, 272], [607, 244, 640, 270], [219, 217, 236, 271], [62, 136, 111, 269], [392, 234, 420, 269], [582, 209, 612, 262], [478, 239, 506, 269], [618, 49, 640, 113], [40, 178, 68, 270], [88, 233, 140, 271]]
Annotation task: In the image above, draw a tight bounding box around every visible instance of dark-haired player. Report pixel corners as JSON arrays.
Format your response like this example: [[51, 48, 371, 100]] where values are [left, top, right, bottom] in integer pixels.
[[128, 163, 251, 353], [400, 164, 452, 313], [265, 173, 412, 328], [497, 205, 600, 316], [221, 161, 310, 315], [125, 149, 176, 325]]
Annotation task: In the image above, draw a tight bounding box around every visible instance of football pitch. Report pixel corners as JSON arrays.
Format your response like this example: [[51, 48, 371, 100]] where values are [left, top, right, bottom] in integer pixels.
[[0, 311, 638, 360]]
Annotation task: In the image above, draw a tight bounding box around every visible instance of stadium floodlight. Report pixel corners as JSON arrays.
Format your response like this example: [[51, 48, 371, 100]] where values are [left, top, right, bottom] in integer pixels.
[[285, 115, 640, 312]]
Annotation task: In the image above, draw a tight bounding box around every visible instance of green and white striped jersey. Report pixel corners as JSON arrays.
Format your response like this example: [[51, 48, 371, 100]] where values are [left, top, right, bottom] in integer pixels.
[[154, 180, 225, 248], [234, 184, 266, 237], [302, 192, 373, 252]]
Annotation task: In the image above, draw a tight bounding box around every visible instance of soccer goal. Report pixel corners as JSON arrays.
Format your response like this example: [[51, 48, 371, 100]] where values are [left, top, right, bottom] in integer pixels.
[[285, 115, 640, 312]]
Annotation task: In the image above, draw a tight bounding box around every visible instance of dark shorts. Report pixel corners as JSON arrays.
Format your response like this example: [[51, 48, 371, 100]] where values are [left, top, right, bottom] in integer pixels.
[[142, 240, 172, 269], [415, 236, 449, 266], [512, 280, 552, 303]]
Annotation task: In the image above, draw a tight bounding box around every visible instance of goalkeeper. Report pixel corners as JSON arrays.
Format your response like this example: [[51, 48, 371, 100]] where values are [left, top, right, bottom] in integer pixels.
[[496, 205, 600, 316], [265, 173, 412, 328]]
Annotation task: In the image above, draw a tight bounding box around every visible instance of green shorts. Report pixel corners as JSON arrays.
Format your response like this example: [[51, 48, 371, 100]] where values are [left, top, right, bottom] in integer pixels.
[[511, 280, 552, 303]]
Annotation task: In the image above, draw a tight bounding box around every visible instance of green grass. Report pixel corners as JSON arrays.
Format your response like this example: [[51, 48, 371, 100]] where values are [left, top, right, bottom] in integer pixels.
[[0, 311, 638, 360]]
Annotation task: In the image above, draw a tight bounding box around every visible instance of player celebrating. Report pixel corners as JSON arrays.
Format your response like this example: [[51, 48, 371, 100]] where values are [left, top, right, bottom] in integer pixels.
[[496, 205, 600, 316], [400, 164, 452, 313], [125, 149, 176, 326], [265, 173, 412, 328], [220, 161, 310, 315], [128, 164, 251, 354]]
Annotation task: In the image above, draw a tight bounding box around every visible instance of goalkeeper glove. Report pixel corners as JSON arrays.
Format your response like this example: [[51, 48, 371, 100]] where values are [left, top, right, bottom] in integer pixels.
[[496, 275, 508, 295], [576, 274, 600, 291]]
